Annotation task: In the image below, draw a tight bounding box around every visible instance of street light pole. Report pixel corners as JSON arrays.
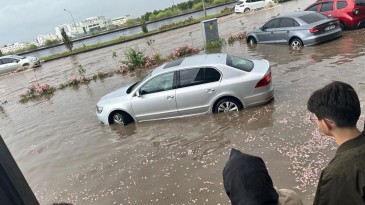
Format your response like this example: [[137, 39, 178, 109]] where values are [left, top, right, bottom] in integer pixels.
[[64, 9, 79, 37]]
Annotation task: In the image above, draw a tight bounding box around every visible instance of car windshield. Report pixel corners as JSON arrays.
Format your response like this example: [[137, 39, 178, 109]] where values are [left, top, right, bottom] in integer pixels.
[[355, 0, 365, 6], [126, 72, 152, 94], [226, 55, 254, 72], [298, 12, 328, 24]]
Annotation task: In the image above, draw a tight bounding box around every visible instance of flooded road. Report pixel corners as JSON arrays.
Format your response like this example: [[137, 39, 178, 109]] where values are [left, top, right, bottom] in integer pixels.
[[1, 0, 365, 204]]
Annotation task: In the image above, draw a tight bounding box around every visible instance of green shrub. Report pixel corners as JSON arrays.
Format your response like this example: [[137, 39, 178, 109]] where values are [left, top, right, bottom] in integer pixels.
[[192, 2, 203, 10], [121, 48, 147, 71]]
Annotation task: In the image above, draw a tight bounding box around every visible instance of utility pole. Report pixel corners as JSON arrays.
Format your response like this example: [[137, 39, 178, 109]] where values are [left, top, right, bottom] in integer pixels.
[[202, 0, 207, 17]]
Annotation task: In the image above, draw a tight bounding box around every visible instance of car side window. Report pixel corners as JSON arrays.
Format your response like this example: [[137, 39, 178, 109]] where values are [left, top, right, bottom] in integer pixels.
[[140, 72, 174, 95], [1, 58, 16, 64], [205, 68, 221, 83], [179, 68, 205, 88], [278, 18, 297, 27], [320, 2, 333, 12], [263, 19, 279, 29], [306, 4, 319, 11], [336, 1, 347, 9]]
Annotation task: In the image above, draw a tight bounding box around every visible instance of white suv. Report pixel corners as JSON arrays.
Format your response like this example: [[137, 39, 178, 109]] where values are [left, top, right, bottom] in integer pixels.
[[0, 55, 40, 75], [235, 0, 272, 13]]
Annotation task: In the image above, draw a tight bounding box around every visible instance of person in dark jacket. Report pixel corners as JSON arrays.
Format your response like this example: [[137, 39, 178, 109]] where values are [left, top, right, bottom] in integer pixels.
[[307, 81, 365, 205], [223, 148, 279, 205]]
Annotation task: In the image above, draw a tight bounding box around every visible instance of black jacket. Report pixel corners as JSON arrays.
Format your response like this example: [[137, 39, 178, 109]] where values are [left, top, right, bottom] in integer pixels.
[[223, 148, 278, 205]]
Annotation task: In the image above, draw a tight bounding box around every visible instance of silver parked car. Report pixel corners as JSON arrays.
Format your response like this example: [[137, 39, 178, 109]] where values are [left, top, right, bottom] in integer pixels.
[[0, 55, 41, 75], [96, 54, 274, 125], [246, 11, 342, 49]]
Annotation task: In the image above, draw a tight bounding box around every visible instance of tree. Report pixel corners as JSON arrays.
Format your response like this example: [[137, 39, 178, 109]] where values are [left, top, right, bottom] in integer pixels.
[[141, 21, 148, 33], [61, 28, 73, 52], [0, 50, 2, 57]]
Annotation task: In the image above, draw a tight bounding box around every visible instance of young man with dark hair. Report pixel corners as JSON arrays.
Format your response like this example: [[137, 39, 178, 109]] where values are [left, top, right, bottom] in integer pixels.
[[307, 81, 365, 205]]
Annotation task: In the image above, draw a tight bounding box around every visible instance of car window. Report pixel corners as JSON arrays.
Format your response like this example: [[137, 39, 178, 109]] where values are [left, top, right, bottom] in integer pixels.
[[140, 72, 174, 94], [320, 2, 333, 12], [279, 18, 298, 27], [179, 68, 205, 88], [298, 12, 329, 24], [205, 68, 221, 83], [336, 1, 347, 8], [226, 55, 254, 72], [355, 0, 365, 6], [263, 19, 280, 29], [306, 4, 319, 11], [1, 58, 16, 64]]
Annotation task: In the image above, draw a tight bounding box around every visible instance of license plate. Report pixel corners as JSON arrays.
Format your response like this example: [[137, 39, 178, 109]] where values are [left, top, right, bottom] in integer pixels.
[[325, 25, 336, 31]]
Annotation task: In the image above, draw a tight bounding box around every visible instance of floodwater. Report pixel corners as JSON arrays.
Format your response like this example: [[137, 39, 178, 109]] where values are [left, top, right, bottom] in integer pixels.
[[1, 0, 365, 204]]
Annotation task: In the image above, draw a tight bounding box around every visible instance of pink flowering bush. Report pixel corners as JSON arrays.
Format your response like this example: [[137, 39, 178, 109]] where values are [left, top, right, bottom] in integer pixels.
[[227, 32, 247, 44], [144, 53, 164, 68], [19, 84, 56, 103], [171, 45, 200, 59]]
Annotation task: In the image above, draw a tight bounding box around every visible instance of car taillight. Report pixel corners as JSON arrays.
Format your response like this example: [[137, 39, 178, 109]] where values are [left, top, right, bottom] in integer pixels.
[[353, 8, 359, 15], [255, 72, 271, 88], [240, 3, 245, 7], [310, 27, 320, 33]]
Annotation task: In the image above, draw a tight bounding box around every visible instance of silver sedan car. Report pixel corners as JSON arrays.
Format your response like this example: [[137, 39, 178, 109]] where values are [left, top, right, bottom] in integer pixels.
[[96, 54, 274, 125], [246, 11, 342, 48]]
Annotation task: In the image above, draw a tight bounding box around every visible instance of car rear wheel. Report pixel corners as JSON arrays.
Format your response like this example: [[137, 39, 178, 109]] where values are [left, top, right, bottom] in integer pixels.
[[110, 111, 131, 126], [247, 36, 257, 44], [289, 38, 303, 50], [214, 98, 242, 113], [244, 8, 250, 13]]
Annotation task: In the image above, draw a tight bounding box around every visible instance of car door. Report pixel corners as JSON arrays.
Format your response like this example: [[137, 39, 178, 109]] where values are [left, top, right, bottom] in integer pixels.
[[256, 0, 266, 9], [274, 18, 300, 44], [256, 18, 280, 43], [0, 58, 19, 74], [175, 67, 221, 116], [130, 72, 178, 121], [319, 2, 335, 18]]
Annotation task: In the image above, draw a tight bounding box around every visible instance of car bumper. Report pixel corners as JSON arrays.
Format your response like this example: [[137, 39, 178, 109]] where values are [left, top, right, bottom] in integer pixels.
[[302, 28, 342, 46], [244, 85, 274, 108], [96, 110, 110, 125]]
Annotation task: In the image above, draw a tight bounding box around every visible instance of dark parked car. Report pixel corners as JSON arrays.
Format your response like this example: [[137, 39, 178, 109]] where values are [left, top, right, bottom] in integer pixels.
[[246, 11, 342, 49], [305, 0, 365, 29]]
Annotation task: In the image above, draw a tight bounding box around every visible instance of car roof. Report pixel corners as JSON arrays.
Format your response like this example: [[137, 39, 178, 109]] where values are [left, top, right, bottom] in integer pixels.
[[151, 53, 227, 75], [277, 11, 318, 18]]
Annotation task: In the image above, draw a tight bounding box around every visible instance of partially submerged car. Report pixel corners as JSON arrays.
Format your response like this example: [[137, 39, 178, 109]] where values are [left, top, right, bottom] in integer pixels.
[[0, 55, 41, 75], [96, 54, 274, 126], [246, 11, 342, 49], [305, 0, 365, 29], [235, 0, 273, 13]]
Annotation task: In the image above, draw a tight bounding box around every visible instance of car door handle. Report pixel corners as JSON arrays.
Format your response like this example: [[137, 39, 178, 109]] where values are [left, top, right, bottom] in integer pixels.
[[271, 31, 274, 34], [165, 96, 174, 100], [205, 89, 215, 93], [286, 31, 290, 33]]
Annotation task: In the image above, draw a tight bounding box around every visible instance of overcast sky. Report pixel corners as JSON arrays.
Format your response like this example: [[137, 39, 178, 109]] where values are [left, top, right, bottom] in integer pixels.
[[0, 0, 188, 46]]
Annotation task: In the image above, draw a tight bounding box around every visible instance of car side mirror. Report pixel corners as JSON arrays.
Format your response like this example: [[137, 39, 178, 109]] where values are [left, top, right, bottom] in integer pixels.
[[261, 26, 267, 30], [135, 90, 141, 97]]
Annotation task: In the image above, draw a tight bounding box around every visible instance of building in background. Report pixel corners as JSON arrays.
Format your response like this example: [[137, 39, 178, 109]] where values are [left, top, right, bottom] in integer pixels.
[[36, 34, 58, 45], [55, 24, 78, 39], [77, 16, 112, 35], [0, 42, 30, 54], [111, 15, 131, 27]]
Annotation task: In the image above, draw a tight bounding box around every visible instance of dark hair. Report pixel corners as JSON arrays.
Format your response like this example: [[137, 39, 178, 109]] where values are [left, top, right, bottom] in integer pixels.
[[307, 81, 360, 128]]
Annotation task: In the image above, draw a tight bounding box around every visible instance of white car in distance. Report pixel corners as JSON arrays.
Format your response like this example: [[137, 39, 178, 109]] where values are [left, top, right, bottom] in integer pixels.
[[0, 55, 41, 75], [235, 0, 272, 13]]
